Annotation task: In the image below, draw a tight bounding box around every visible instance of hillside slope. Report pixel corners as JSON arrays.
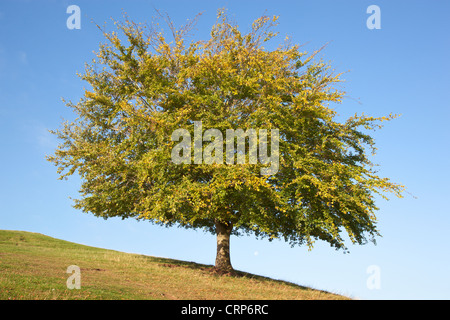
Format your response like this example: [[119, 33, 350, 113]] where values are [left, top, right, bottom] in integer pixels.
[[0, 230, 348, 300]]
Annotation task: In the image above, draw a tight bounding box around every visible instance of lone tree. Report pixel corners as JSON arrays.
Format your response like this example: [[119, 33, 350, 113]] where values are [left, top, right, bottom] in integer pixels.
[[48, 9, 404, 273]]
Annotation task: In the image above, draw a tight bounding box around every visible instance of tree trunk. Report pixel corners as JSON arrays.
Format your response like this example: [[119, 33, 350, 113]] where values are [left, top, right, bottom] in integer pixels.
[[214, 220, 233, 273]]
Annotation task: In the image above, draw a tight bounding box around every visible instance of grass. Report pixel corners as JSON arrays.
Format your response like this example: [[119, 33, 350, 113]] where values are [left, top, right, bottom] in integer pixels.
[[0, 230, 349, 300]]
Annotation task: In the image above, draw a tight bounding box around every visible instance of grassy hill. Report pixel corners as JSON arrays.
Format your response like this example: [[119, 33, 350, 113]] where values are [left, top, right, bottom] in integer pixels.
[[0, 230, 349, 300]]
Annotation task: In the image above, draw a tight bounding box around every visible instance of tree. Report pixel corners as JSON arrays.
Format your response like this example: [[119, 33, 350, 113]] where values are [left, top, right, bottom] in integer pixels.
[[47, 9, 404, 273]]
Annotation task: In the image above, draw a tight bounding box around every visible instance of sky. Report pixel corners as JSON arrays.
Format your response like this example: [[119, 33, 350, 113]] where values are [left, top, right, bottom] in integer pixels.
[[0, 0, 449, 300]]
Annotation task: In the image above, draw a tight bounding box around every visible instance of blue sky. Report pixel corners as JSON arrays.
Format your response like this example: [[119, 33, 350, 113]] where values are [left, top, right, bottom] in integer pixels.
[[1, 0, 449, 300]]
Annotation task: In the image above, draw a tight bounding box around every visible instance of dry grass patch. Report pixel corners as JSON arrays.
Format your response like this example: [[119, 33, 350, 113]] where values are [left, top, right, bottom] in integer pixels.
[[0, 230, 349, 300]]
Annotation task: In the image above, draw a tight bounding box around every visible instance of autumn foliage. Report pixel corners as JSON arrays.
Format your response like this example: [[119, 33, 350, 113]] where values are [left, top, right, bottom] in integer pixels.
[[48, 9, 404, 272]]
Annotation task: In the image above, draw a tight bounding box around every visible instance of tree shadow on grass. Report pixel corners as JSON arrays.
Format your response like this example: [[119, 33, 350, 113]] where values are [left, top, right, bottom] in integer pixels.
[[141, 255, 314, 292]]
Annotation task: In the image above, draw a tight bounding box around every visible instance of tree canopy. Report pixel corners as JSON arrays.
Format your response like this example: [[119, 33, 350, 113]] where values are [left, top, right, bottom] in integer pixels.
[[47, 9, 405, 272]]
